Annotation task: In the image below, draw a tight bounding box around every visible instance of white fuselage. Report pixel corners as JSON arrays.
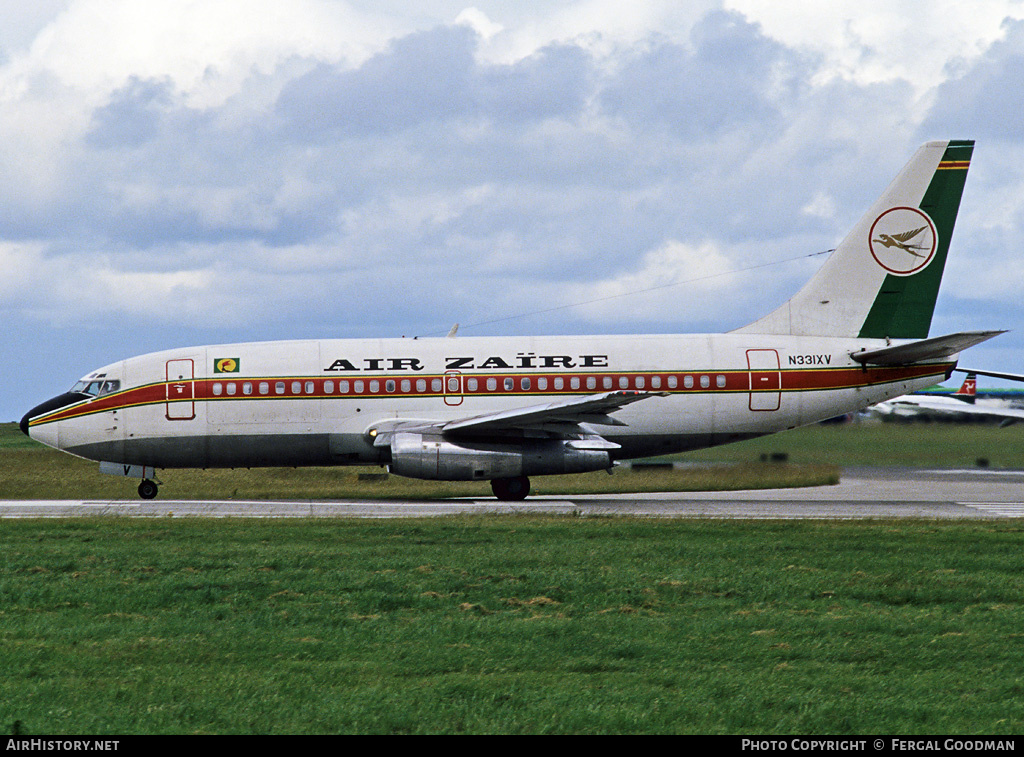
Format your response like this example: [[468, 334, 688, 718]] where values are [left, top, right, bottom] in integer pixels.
[[27, 332, 954, 471]]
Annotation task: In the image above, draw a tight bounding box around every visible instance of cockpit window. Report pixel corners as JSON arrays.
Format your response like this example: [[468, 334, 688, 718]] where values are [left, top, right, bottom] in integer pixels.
[[70, 380, 120, 397]]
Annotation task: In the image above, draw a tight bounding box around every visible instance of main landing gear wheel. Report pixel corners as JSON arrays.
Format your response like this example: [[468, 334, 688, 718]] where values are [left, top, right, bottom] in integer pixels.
[[491, 476, 530, 501], [138, 480, 159, 500]]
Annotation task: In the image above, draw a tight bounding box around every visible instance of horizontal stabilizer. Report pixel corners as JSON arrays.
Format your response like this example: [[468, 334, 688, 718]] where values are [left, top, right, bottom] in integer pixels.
[[851, 330, 1005, 365], [955, 367, 1024, 383]]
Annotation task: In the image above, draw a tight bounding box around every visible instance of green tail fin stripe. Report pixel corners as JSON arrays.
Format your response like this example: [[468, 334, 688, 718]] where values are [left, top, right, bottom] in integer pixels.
[[857, 140, 974, 339]]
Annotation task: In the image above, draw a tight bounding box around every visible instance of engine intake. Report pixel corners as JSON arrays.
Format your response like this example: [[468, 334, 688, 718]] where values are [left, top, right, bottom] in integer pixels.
[[388, 432, 611, 481]]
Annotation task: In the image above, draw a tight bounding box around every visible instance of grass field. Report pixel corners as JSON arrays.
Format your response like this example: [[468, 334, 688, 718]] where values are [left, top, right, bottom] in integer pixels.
[[4, 420, 1024, 734], [3, 517, 1024, 735], [682, 418, 1024, 469]]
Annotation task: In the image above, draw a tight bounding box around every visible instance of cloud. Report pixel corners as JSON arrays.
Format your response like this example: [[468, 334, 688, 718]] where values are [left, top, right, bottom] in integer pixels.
[[6, 1, 1024, 421], [921, 18, 1024, 141], [85, 76, 175, 148], [8, 0, 390, 103], [600, 11, 801, 139], [0, 0, 70, 59], [560, 239, 740, 323], [725, 0, 1024, 92], [277, 25, 479, 139], [0, 8, 955, 336], [276, 24, 596, 140]]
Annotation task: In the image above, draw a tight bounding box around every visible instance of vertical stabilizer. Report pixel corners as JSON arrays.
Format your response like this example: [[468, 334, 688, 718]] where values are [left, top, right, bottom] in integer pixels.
[[734, 140, 973, 338], [953, 372, 977, 403]]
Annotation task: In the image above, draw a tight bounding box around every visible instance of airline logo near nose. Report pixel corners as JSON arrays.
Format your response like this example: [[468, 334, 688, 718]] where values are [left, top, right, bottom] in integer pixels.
[[214, 358, 240, 373]]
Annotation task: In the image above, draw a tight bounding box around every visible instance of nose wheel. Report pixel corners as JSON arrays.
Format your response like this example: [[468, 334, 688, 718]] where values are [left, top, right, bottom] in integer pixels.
[[138, 479, 159, 500]]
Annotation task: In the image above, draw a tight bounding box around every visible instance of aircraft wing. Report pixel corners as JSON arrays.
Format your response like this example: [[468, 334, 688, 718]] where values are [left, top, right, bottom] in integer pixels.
[[368, 390, 664, 448], [442, 389, 664, 439], [851, 330, 1005, 366]]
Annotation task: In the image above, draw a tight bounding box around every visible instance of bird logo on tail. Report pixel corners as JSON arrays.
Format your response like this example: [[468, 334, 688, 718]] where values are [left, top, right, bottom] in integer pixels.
[[873, 226, 930, 257], [868, 207, 938, 276]]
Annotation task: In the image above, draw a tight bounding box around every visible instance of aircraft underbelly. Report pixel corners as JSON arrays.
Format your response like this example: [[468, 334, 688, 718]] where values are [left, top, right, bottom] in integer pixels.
[[69, 433, 341, 469]]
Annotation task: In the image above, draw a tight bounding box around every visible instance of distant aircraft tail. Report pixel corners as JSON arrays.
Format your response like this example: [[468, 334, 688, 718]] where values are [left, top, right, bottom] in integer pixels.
[[953, 372, 977, 404], [735, 140, 974, 339]]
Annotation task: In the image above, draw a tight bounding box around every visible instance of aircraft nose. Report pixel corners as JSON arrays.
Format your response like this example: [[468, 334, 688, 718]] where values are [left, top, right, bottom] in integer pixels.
[[20, 392, 89, 440]]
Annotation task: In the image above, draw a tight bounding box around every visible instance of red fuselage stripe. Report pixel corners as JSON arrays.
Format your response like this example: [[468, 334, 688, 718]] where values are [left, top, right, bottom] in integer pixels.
[[29, 363, 952, 426]]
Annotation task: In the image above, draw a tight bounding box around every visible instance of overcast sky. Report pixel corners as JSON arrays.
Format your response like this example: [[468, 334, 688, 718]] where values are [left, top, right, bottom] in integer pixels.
[[5, 0, 1024, 421]]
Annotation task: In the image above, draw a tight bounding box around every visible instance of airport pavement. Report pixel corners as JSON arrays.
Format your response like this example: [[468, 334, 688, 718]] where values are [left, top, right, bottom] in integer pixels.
[[2, 467, 1024, 519]]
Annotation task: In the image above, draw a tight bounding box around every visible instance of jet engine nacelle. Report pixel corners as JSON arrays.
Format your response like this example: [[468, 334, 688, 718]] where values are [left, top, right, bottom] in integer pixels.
[[388, 432, 611, 481]]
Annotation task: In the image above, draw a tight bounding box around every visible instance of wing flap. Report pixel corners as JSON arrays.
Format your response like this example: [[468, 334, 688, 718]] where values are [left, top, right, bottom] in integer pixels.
[[441, 390, 664, 435]]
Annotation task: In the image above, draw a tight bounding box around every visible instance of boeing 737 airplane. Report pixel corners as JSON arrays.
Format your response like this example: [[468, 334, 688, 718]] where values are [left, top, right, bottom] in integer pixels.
[[871, 372, 981, 418], [872, 372, 1024, 424], [21, 140, 1002, 500]]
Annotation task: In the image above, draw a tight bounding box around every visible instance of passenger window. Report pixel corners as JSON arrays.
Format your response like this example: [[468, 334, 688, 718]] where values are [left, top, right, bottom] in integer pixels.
[[636, 376, 645, 389], [212, 383, 223, 396], [324, 380, 334, 394], [259, 382, 269, 395], [521, 377, 531, 391], [243, 382, 253, 395], [467, 378, 478, 392], [227, 383, 237, 396], [275, 382, 285, 395], [570, 377, 580, 390], [716, 375, 726, 388], [555, 377, 564, 390], [416, 379, 426, 392], [291, 381, 301, 394], [369, 380, 380, 393], [305, 381, 315, 394], [386, 380, 396, 393], [651, 376, 661, 389], [587, 377, 596, 390], [504, 377, 514, 391], [432, 378, 442, 392], [487, 378, 497, 391], [401, 379, 411, 392], [354, 380, 364, 394], [538, 377, 548, 391], [700, 375, 710, 389], [339, 380, 349, 393]]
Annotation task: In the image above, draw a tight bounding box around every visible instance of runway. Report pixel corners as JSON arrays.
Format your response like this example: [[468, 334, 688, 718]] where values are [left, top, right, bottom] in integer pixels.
[[3, 466, 1024, 519]]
